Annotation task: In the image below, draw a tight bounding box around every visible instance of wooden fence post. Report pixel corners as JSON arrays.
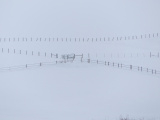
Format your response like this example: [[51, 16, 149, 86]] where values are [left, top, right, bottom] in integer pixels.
[[130, 65, 132, 70], [56, 54, 58, 58], [88, 59, 90, 63]]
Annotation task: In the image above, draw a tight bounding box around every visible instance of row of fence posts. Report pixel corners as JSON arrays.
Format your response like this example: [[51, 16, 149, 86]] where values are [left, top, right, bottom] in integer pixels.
[[1, 58, 159, 75], [1, 48, 58, 58], [2, 48, 159, 59], [0, 33, 159, 42], [80, 58, 159, 75]]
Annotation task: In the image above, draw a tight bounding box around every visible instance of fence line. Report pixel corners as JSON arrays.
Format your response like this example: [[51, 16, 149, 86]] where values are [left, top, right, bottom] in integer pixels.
[[0, 48, 58, 58], [0, 33, 159, 42], [0, 48, 159, 59], [79, 58, 160, 75], [0, 58, 160, 75]]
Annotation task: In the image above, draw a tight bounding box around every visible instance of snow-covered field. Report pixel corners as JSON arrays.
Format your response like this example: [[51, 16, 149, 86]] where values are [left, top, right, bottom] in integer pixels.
[[0, 0, 160, 120]]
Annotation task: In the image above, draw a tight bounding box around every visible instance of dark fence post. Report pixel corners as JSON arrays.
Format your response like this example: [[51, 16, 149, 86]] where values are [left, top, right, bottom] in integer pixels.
[[88, 59, 90, 63], [130, 65, 132, 70], [56, 54, 58, 58]]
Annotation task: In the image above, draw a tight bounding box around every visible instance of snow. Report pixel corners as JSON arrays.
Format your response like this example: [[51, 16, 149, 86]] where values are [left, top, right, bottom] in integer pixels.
[[0, 0, 160, 120]]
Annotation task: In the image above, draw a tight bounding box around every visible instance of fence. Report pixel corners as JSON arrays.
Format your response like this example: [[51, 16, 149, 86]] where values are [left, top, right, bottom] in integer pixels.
[[0, 33, 159, 42], [0, 48, 160, 59], [0, 58, 160, 75]]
